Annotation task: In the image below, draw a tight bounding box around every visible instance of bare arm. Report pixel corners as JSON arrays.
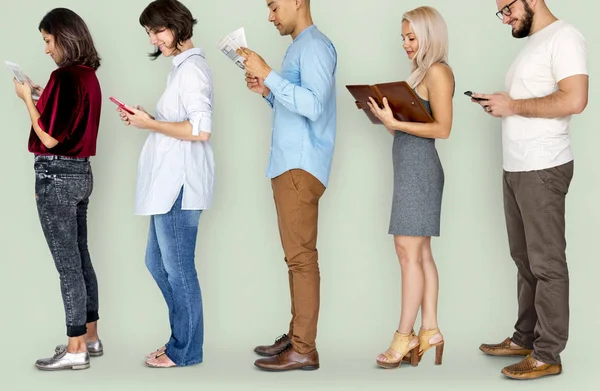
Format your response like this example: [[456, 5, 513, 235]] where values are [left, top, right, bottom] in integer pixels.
[[24, 94, 59, 149], [146, 119, 211, 141], [118, 107, 210, 142], [369, 63, 454, 139], [473, 28, 589, 119], [511, 74, 588, 118]]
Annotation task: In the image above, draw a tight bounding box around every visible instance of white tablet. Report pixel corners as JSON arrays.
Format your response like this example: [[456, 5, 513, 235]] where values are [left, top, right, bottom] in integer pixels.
[[5, 61, 40, 100]]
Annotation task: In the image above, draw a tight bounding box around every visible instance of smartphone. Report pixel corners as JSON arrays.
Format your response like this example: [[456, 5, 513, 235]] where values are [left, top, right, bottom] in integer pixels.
[[464, 91, 488, 101], [109, 96, 135, 115]]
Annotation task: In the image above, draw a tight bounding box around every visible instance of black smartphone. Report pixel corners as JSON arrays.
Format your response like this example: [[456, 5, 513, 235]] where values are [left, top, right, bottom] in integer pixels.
[[464, 91, 488, 101]]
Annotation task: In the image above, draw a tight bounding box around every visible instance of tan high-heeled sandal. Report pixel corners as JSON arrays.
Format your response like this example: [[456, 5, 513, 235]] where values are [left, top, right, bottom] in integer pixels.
[[376, 331, 420, 369], [416, 328, 444, 365]]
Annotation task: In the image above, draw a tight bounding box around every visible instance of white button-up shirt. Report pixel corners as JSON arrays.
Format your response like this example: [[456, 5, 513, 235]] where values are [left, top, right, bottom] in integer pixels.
[[135, 48, 215, 215]]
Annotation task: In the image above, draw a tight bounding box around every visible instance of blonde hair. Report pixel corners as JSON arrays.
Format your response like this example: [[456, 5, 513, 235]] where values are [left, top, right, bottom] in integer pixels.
[[402, 6, 449, 88]]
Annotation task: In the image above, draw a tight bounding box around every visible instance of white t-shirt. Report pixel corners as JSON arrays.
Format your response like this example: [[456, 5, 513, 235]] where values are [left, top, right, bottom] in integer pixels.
[[502, 20, 587, 172]]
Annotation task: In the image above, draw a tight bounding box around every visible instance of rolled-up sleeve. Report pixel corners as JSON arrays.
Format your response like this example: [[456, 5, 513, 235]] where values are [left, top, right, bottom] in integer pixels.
[[178, 62, 213, 136]]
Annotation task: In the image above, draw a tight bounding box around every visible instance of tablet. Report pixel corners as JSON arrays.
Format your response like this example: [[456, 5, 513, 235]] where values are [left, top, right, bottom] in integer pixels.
[[5, 61, 40, 100]]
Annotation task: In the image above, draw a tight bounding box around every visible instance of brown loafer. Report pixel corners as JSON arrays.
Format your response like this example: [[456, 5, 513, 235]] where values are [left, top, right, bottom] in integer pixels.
[[501, 355, 562, 380], [254, 347, 319, 371], [479, 337, 532, 357], [254, 334, 292, 356]]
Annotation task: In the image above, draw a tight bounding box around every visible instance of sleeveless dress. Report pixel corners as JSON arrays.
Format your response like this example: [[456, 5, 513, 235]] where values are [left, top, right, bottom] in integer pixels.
[[388, 95, 444, 237]]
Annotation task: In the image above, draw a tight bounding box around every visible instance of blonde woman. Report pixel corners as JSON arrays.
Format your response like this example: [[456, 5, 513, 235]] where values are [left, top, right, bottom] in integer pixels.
[[367, 6, 454, 369]]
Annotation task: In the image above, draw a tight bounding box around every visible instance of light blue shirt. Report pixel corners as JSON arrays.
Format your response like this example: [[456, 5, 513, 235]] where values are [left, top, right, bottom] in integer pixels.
[[263, 25, 337, 187]]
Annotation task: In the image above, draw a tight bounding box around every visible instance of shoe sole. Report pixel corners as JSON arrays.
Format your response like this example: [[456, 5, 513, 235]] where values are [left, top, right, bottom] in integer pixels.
[[479, 347, 532, 357], [254, 363, 319, 371], [502, 370, 562, 380], [144, 362, 177, 368], [481, 351, 532, 357], [376, 362, 401, 369], [35, 363, 90, 371], [378, 358, 419, 369]]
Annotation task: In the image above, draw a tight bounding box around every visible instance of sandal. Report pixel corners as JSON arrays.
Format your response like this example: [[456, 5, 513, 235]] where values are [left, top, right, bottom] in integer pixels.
[[144, 351, 177, 368], [402, 327, 445, 365], [146, 345, 166, 359], [376, 330, 420, 369], [417, 328, 444, 365]]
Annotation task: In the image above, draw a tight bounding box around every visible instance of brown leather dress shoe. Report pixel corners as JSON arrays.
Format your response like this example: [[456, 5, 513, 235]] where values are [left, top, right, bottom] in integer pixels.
[[479, 337, 532, 357], [501, 355, 562, 380], [254, 347, 319, 371], [254, 334, 292, 356]]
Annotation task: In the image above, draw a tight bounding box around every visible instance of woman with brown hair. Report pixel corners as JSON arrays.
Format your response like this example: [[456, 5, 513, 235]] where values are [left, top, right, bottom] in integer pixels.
[[13, 7, 103, 371], [116, 0, 214, 368]]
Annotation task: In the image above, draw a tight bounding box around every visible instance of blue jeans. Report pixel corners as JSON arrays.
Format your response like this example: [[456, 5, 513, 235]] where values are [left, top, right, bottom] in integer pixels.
[[145, 188, 203, 366]]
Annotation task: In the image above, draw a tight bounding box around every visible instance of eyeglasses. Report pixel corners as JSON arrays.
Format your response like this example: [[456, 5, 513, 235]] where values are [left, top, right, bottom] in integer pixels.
[[496, 0, 518, 20]]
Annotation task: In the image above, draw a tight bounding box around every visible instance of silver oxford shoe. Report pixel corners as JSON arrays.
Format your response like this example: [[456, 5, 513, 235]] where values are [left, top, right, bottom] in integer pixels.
[[35, 347, 90, 371], [55, 339, 103, 357]]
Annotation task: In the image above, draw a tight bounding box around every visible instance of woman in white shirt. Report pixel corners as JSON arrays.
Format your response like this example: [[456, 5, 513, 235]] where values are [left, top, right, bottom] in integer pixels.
[[116, 0, 214, 368]]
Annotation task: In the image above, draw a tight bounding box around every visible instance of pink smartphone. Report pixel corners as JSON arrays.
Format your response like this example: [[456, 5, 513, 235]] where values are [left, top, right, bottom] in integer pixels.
[[109, 96, 135, 115]]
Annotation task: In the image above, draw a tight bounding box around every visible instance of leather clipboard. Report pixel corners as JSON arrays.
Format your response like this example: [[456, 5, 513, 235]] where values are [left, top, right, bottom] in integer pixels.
[[345, 81, 434, 124]]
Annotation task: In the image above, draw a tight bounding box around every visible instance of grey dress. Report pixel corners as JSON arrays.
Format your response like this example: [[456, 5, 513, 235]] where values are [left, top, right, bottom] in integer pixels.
[[388, 96, 444, 237]]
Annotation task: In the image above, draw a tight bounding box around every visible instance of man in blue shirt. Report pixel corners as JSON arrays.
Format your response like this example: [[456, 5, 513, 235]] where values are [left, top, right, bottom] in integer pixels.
[[237, 0, 337, 372]]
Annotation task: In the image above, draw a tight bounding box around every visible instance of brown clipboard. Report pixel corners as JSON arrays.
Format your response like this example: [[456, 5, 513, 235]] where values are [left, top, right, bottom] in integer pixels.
[[345, 81, 434, 124]]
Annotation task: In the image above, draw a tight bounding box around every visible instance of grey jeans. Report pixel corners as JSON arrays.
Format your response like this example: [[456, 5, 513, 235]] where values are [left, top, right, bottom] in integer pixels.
[[34, 155, 99, 337], [503, 160, 574, 365]]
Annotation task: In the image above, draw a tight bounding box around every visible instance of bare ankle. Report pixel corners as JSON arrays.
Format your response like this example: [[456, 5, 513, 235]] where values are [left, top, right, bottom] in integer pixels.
[[67, 338, 88, 353], [85, 333, 99, 342]]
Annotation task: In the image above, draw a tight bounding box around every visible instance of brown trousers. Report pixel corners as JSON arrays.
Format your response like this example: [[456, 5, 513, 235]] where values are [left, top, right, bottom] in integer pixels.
[[503, 161, 574, 365], [271, 169, 325, 354]]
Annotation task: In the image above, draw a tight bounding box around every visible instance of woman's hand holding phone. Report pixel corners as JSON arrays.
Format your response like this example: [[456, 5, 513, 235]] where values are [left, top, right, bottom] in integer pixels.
[[111, 96, 156, 129], [110, 96, 135, 115]]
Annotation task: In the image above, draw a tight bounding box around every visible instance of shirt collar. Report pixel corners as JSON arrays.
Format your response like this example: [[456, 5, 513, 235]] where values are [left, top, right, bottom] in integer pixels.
[[293, 24, 316, 42], [172, 47, 205, 67]]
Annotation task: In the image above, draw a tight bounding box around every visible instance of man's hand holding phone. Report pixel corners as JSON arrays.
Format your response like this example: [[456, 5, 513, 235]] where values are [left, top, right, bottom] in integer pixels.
[[465, 91, 515, 117], [464, 90, 488, 102]]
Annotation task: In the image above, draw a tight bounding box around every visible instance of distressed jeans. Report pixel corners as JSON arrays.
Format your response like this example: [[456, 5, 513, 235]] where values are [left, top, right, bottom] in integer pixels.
[[34, 155, 99, 337]]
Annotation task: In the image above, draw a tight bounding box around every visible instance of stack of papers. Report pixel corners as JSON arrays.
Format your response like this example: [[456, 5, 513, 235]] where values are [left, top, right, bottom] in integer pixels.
[[217, 27, 247, 70]]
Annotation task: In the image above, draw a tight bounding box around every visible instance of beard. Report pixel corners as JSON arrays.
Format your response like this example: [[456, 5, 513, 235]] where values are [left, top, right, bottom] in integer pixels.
[[512, 0, 534, 38]]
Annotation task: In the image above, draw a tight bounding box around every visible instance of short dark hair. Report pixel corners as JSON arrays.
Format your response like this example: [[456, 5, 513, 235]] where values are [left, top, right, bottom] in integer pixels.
[[38, 8, 101, 70], [139, 0, 197, 60]]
